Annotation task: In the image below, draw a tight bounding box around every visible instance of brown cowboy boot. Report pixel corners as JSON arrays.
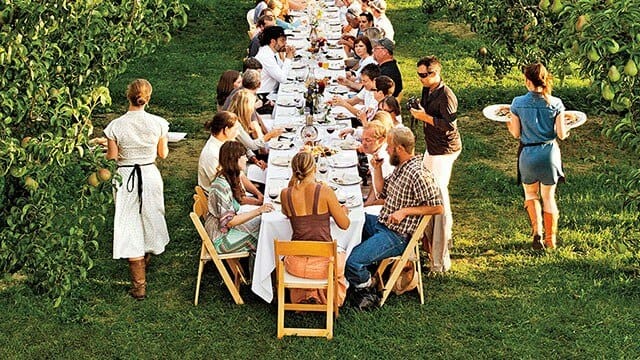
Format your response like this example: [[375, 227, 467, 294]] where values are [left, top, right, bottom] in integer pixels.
[[524, 199, 544, 250], [543, 212, 558, 249], [144, 253, 152, 269], [128, 259, 147, 300]]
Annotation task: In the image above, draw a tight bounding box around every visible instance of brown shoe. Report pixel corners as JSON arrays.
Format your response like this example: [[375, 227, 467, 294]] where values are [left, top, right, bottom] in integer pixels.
[[128, 259, 147, 300]]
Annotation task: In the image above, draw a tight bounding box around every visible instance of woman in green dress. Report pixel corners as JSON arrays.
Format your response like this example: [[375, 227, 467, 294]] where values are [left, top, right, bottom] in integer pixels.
[[204, 141, 274, 253]]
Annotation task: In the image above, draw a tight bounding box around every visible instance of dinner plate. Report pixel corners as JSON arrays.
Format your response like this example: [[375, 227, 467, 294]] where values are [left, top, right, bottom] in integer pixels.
[[345, 195, 362, 208], [327, 86, 348, 95], [330, 159, 357, 168], [277, 100, 298, 107], [333, 112, 353, 121], [269, 139, 294, 150], [271, 156, 291, 167], [291, 62, 306, 69], [167, 132, 187, 142], [325, 54, 343, 60], [482, 104, 512, 122], [565, 110, 587, 129], [328, 65, 345, 71], [333, 139, 360, 150], [331, 174, 362, 186]]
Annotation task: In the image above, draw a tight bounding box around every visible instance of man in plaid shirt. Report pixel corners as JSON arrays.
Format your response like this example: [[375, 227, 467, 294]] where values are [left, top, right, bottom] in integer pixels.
[[346, 127, 443, 308]]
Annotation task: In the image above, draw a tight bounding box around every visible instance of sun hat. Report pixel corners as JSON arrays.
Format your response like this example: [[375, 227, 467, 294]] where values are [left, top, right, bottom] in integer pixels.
[[369, 0, 387, 12]]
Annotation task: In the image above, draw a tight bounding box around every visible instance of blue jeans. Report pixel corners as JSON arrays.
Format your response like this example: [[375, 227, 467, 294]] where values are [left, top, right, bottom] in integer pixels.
[[345, 214, 408, 286]]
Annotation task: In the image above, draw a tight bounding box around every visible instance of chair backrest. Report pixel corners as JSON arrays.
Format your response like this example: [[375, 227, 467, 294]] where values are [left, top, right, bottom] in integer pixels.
[[274, 240, 337, 259], [193, 186, 207, 218], [247, 8, 256, 29]]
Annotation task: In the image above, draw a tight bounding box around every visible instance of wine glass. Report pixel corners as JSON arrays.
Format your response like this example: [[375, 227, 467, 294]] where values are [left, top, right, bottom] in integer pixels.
[[268, 186, 279, 202], [317, 156, 329, 181]]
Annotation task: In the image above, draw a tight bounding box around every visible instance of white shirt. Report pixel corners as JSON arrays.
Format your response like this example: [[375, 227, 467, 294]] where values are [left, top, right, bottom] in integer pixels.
[[375, 14, 395, 42], [197, 135, 225, 191], [255, 45, 292, 94], [235, 126, 264, 152], [354, 55, 377, 79], [368, 142, 394, 197], [356, 87, 378, 114]]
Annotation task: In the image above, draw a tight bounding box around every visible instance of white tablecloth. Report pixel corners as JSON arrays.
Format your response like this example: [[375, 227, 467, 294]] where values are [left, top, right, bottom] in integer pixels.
[[249, 4, 366, 303]]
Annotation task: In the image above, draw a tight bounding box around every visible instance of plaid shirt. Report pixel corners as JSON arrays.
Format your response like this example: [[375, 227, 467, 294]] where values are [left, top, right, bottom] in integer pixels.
[[378, 155, 442, 237]]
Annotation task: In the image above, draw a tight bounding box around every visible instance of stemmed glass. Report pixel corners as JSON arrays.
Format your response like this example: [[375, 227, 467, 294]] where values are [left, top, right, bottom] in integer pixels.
[[268, 185, 279, 203], [317, 156, 329, 181]]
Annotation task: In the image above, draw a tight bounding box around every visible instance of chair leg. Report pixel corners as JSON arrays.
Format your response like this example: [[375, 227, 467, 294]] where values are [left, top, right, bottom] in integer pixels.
[[415, 245, 424, 304], [194, 260, 205, 305]]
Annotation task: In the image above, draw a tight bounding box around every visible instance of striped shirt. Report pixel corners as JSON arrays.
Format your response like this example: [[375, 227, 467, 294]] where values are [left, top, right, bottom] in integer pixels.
[[378, 155, 442, 237]]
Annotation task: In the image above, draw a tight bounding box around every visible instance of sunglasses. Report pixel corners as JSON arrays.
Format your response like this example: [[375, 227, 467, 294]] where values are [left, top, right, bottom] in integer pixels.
[[417, 70, 435, 78]]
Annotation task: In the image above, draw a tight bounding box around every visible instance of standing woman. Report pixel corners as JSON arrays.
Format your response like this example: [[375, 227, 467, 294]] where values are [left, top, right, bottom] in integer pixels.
[[507, 63, 569, 249], [104, 79, 170, 300], [280, 152, 351, 306]]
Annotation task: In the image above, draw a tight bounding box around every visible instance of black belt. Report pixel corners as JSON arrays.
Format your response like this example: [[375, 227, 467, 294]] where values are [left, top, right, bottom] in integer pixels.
[[520, 140, 554, 147], [118, 162, 154, 213]]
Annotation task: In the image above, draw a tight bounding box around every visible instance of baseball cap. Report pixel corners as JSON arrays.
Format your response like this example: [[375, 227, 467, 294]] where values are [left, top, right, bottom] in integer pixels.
[[369, 0, 387, 12], [374, 37, 394, 54]]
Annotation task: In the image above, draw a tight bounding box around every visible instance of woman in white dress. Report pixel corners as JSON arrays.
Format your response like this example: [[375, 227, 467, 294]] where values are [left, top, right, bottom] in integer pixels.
[[104, 79, 170, 300]]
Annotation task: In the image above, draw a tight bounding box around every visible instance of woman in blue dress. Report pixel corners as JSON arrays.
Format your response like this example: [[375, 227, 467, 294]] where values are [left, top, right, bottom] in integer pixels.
[[507, 63, 569, 249]]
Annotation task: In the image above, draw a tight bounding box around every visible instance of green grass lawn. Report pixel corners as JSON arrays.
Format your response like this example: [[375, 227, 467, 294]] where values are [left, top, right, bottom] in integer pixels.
[[1, 0, 639, 358]]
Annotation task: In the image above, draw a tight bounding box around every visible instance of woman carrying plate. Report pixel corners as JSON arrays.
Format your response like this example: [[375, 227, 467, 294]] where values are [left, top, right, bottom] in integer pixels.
[[507, 63, 569, 249], [280, 152, 351, 306]]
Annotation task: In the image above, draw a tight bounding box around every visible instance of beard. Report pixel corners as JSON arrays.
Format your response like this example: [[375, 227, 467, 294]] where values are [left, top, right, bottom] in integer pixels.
[[389, 152, 400, 166]]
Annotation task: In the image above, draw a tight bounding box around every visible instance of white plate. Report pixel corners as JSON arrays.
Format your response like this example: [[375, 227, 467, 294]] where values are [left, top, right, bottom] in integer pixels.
[[333, 139, 360, 150], [277, 100, 298, 107], [482, 104, 512, 122], [565, 110, 587, 129], [345, 195, 362, 208], [331, 174, 362, 186], [291, 62, 306, 69], [167, 132, 187, 142], [330, 159, 357, 168], [269, 139, 294, 150], [271, 156, 291, 167]]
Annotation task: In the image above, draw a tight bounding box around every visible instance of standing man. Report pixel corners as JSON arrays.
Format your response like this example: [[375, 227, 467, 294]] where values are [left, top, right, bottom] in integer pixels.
[[254, 26, 295, 114], [346, 127, 443, 309], [409, 55, 461, 273], [371, 38, 402, 98], [368, 0, 394, 42]]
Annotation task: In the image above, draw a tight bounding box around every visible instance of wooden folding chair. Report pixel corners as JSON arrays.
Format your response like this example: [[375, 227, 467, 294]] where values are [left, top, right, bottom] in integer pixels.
[[274, 239, 338, 339], [374, 215, 432, 307], [191, 186, 250, 305]]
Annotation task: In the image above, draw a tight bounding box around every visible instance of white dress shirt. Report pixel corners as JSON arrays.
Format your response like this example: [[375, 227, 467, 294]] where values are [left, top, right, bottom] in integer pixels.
[[255, 45, 292, 94], [197, 135, 225, 191], [375, 14, 395, 42]]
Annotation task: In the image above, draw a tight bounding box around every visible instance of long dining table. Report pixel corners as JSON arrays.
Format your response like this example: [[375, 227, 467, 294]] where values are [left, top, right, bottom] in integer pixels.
[[250, 1, 366, 303]]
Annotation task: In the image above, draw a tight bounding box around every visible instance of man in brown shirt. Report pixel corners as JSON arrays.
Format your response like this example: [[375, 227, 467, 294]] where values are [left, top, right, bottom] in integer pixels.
[[409, 55, 461, 273]]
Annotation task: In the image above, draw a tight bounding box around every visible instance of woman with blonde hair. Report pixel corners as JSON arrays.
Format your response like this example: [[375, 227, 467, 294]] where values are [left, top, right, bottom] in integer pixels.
[[280, 152, 351, 305], [104, 79, 170, 300], [226, 89, 282, 153], [507, 62, 569, 249]]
